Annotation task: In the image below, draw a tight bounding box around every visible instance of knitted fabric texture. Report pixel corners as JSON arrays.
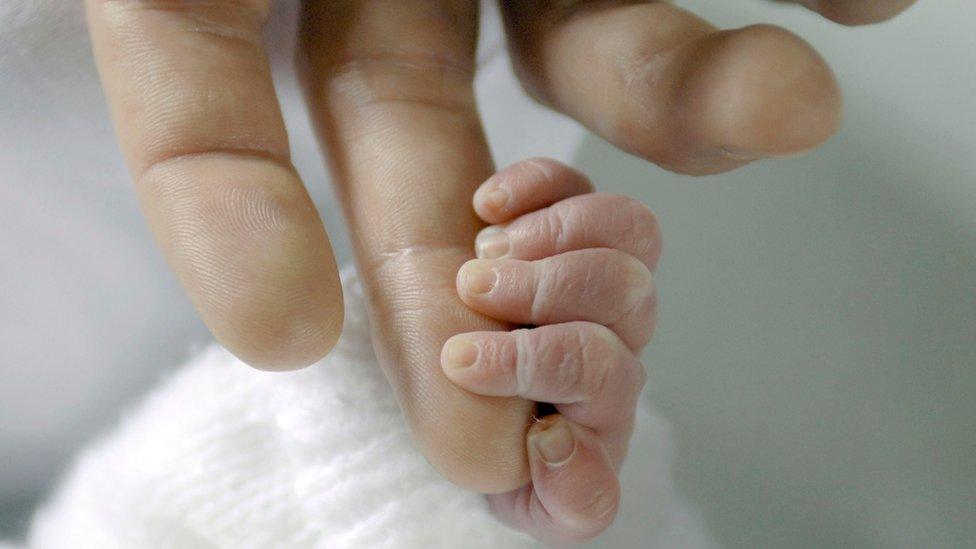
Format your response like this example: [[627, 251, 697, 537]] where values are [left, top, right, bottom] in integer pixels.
[[19, 270, 712, 548]]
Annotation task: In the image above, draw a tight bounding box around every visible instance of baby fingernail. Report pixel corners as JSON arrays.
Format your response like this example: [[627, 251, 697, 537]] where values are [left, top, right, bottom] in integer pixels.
[[462, 262, 497, 294], [483, 188, 509, 210], [532, 418, 576, 466], [478, 232, 510, 259], [444, 338, 479, 369]]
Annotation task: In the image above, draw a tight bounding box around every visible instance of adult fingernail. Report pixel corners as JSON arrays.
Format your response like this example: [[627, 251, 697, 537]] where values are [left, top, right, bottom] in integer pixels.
[[478, 232, 510, 259], [461, 261, 496, 294], [444, 338, 479, 369], [721, 144, 816, 161], [532, 418, 576, 466]]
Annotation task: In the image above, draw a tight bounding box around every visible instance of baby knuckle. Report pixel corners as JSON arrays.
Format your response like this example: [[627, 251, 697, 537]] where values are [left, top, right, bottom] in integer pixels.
[[567, 483, 620, 540], [612, 250, 654, 293], [543, 204, 575, 249], [578, 337, 616, 401], [577, 324, 619, 362], [513, 328, 537, 395], [582, 483, 620, 524], [621, 196, 660, 238], [520, 157, 567, 188], [607, 195, 661, 255], [531, 257, 567, 319]]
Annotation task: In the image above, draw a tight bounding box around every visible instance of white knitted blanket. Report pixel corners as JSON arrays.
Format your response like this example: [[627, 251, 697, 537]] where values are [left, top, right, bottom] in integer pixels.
[[17, 270, 713, 548]]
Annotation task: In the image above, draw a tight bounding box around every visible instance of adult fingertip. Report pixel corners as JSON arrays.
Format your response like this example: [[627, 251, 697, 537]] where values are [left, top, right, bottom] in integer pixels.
[[685, 24, 843, 164], [203, 248, 346, 372], [219, 288, 345, 372], [801, 0, 918, 26]]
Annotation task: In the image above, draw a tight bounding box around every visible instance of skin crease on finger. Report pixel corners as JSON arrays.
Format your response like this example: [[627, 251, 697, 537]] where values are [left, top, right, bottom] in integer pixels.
[[298, 1, 533, 494], [503, 2, 843, 175], [86, 0, 344, 371]]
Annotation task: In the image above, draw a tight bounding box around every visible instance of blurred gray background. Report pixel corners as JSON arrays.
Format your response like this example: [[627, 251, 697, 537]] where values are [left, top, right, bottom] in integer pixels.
[[582, 2, 976, 546], [2, 0, 974, 547]]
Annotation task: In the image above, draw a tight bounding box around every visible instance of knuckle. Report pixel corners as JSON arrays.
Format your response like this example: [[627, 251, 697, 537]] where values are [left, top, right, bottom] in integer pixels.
[[530, 257, 564, 320], [605, 194, 661, 261], [542, 203, 575, 250], [581, 482, 620, 527], [613, 249, 654, 291], [520, 157, 564, 187], [578, 324, 619, 362], [627, 284, 659, 349], [513, 328, 536, 395], [563, 483, 620, 542], [299, 38, 476, 116], [520, 157, 592, 196], [577, 322, 645, 400], [317, 54, 474, 116], [577, 325, 618, 401]]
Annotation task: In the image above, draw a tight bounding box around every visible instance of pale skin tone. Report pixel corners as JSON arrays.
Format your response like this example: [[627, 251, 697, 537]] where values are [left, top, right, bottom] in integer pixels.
[[451, 158, 659, 542], [84, 0, 918, 543]]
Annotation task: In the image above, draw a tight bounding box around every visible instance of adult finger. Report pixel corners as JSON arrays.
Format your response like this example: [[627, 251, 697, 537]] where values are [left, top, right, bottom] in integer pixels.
[[298, 0, 535, 493], [501, 1, 842, 175], [788, 0, 918, 26], [85, 0, 342, 370]]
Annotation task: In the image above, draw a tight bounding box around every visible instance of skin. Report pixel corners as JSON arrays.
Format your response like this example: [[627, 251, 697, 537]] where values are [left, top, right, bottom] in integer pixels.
[[84, 0, 919, 542], [449, 159, 657, 542]]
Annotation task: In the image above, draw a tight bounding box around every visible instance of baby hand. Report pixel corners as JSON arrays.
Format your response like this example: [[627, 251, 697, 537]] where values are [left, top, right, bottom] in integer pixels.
[[441, 158, 661, 543]]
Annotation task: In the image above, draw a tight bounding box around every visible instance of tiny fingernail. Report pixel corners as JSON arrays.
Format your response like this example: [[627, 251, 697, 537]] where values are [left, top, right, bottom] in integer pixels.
[[444, 338, 479, 369], [478, 232, 510, 259], [484, 188, 509, 210], [721, 144, 815, 161], [720, 144, 762, 161], [532, 418, 576, 466], [462, 262, 497, 295]]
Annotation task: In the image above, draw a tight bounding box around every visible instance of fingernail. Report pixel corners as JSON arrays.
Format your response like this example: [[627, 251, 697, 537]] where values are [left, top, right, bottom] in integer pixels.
[[444, 338, 479, 369], [719, 145, 762, 161], [532, 418, 576, 466], [721, 144, 816, 161], [478, 232, 510, 259], [462, 262, 497, 295], [483, 188, 509, 210]]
